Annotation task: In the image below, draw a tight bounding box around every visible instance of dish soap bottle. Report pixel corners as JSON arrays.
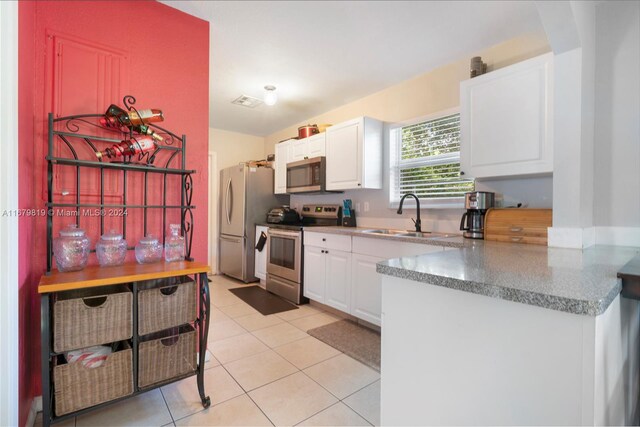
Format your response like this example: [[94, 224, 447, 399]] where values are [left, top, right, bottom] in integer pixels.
[[164, 224, 184, 262]]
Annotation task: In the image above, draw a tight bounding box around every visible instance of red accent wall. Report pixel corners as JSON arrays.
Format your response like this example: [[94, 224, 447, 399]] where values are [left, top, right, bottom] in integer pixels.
[[18, 2, 209, 425]]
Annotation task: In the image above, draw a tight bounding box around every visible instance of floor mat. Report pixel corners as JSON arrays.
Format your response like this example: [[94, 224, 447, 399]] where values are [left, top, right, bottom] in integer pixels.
[[229, 286, 299, 316], [308, 319, 380, 372]]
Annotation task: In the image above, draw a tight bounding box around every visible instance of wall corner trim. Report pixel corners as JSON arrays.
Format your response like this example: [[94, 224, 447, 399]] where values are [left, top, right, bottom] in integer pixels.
[[25, 396, 41, 427], [547, 226, 596, 248], [595, 227, 640, 247], [0, 1, 21, 426], [548, 227, 640, 248]]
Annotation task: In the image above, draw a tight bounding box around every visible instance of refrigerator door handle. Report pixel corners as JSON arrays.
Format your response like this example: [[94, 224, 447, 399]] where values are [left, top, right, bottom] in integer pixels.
[[220, 235, 242, 243], [225, 178, 232, 224]]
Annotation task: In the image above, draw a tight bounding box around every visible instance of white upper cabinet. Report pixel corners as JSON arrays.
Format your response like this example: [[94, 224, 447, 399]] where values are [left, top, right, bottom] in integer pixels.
[[274, 139, 292, 194], [290, 139, 308, 162], [290, 133, 326, 162], [307, 133, 326, 158], [460, 53, 554, 179], [325, 117, 383, 190]]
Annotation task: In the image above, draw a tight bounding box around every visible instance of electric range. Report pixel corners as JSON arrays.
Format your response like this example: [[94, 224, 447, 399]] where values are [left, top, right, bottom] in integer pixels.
[[265, 204, 342, 304]]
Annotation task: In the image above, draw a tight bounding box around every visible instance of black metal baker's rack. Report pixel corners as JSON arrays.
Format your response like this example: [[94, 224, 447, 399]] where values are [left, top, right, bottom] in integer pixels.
[[40, 96, 211, 427], [45, 95, 195, 272]]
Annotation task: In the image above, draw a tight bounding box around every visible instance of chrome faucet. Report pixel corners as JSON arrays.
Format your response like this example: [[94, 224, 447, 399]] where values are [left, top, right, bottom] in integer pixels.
[[397, 193, 421, 232]]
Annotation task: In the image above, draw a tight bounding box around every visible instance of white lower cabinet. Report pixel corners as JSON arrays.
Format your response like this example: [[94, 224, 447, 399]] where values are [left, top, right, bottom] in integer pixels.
[[303, 245, 351, 312], [350, 253, 385, 326], [303, 246, 327, 302], [303, 232, 447, 326], [324, 250, 352, 312]]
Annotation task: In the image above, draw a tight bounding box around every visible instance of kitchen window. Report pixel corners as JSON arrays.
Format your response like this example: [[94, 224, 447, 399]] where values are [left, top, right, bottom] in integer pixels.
[[389, 109, 474, 208]]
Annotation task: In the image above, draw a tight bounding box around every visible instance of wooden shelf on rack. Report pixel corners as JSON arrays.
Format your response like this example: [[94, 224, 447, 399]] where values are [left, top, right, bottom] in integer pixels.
[[38, 261, 210, 294]]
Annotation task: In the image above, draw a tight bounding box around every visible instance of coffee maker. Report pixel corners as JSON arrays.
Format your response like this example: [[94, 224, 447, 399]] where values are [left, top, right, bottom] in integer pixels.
[[460, 191, 495, 239]]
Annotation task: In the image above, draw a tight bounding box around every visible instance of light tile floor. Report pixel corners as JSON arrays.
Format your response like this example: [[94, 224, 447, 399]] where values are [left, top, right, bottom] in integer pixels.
[[36, 274, 381, 427]]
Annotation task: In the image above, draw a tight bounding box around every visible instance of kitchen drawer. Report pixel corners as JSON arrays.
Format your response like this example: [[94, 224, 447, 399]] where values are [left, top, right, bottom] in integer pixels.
[[485, 208, 552, 246], [485, 225, 549, 238], [486, 234, 549, 246], [304, 231, 351, 251]]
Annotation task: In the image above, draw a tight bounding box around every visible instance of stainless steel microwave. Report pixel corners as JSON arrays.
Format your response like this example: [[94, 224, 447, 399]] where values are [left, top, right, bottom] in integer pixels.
[[286, 156, 326, 193]]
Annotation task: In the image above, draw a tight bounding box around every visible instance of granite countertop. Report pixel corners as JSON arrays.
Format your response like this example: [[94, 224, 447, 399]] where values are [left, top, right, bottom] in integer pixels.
[[377, 241, 640, 316], [304, 226, 466, 248]]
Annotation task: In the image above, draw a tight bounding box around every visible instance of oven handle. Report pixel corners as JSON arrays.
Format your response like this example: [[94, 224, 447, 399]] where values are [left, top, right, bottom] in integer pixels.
[[267, 229, 301, 238]]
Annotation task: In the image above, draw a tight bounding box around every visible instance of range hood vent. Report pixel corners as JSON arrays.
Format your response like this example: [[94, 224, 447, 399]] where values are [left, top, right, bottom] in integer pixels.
[[232, 95, 263, 108]]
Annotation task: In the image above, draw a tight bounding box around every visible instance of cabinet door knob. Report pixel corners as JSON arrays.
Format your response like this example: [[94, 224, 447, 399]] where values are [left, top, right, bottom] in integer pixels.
[[322, 238, 326, 241], [460, 171, 465, 176]]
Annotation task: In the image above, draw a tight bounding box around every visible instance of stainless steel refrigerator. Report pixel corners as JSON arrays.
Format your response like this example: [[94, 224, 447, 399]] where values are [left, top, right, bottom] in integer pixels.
[[219, 164, 283, 282]]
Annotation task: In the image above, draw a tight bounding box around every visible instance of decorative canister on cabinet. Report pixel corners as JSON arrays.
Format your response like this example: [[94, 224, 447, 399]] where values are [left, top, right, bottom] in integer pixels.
[[53, 224, 90, 272], [96, 230, 127, 267], [135, 234, 163, 264]]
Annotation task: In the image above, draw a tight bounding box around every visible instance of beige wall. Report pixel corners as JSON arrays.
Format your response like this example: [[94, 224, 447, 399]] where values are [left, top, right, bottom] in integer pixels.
[[263, 33, 552, 232], [264, 32, 550, 154], [210, 127, 265, 170]]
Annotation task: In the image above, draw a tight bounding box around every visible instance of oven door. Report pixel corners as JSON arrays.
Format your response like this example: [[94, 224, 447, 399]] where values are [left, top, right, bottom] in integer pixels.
[[286, 157, 325, 193], [266, 229, 301, 283]]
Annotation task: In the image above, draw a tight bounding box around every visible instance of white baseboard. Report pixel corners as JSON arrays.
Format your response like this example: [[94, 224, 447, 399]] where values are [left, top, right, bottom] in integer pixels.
[[595, 227, 640, 247], [548, 226, 640, 248], [26, 396, 42, 427], [547, 227, 596, 248]]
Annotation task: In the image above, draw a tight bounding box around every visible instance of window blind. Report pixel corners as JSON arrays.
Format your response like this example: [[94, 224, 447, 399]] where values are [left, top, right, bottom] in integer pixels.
[[392, 113, 474, 202]]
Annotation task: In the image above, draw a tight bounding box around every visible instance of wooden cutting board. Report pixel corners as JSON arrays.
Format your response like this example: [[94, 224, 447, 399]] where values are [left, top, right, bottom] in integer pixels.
[[484, 208, 552, 246]]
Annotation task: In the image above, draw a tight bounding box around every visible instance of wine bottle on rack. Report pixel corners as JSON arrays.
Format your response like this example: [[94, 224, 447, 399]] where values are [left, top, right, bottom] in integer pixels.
[[100, 116, 117, 128], [104, 104, 128, 125], [104, 104, 164, 126], [127, 108, 164, 125], [130, 124, 164, 142], [95, 137, 157, 159]]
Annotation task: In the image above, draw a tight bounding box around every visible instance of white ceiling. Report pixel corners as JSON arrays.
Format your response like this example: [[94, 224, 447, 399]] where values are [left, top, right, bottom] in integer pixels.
[[162, 1, 545, 137]]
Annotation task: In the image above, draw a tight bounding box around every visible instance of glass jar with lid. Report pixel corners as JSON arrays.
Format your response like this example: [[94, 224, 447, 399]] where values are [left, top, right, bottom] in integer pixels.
[[96, 230, 128, 267], [53, 224, 90, 272], [135, 234, 163, 264], [164, 224, 184, 262]]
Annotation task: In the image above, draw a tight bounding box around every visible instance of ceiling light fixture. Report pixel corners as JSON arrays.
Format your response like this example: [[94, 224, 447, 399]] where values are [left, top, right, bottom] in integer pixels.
[[263, 85, 277, 106]]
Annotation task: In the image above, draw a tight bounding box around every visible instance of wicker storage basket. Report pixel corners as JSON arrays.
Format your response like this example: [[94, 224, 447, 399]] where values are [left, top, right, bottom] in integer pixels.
[[54, 342, 133, 416], [53, 285, 132, 353], [138, 324, 197, 388], [138, 278, 196, 336]]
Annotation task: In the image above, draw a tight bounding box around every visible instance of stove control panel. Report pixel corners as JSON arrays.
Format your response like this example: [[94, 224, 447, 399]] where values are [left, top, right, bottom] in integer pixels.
[[301, 204, 342, 219]]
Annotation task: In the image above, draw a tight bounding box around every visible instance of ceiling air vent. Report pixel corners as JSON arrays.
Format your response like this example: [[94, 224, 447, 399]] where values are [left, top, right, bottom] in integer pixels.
[[232, 95, 263, 108]]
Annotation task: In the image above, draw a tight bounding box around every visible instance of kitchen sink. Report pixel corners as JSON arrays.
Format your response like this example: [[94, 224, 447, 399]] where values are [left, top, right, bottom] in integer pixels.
[[360, 229, 407, 235], [359, 229, 458, 240], [396, 231, 432, 238]]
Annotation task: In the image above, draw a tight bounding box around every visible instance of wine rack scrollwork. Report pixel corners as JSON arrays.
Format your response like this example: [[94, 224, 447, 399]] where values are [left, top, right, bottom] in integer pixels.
[[46, 95, 197, 272]]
